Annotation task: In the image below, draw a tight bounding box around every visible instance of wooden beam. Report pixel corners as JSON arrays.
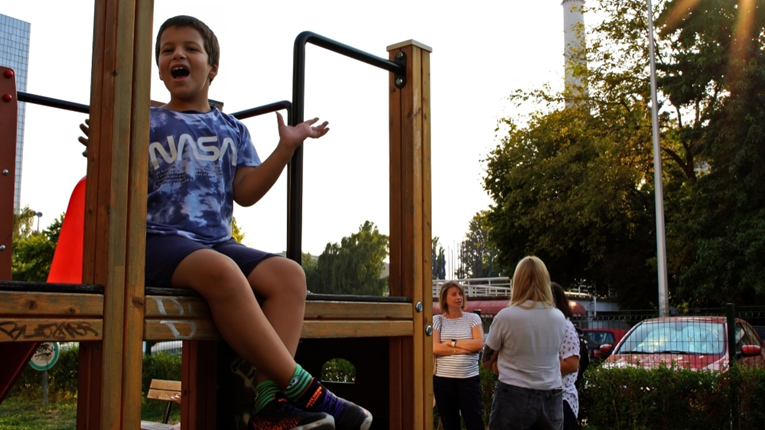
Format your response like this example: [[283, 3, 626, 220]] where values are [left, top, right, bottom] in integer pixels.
[[0, 318, 103, 342], [387, 40, 433, 430], [80, 0, 152, 428], [122, 2, 153, 429], [0, 292, 103, 317], [145, 294, 411, 320]]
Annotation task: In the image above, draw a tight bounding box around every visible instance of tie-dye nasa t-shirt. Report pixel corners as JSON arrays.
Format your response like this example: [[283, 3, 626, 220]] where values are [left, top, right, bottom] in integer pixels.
[[146, 107, 261, 245]]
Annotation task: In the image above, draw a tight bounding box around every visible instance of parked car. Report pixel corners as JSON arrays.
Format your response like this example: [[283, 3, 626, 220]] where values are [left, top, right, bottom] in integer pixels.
[[753, 326, 765, 344], [601, 317, 765, 371], [581, 328, 628, 363]]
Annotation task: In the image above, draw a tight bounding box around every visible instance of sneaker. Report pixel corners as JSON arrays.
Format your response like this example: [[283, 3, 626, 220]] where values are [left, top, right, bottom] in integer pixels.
[[248, 394, 335, 430], [295, 379, 373, 430]]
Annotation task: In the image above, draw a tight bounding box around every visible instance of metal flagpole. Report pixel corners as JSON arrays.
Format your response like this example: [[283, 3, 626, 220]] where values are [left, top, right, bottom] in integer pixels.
[[645, 0, 670, 316]]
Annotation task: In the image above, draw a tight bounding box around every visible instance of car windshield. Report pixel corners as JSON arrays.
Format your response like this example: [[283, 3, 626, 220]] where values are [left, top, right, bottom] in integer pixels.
[[617, 321, 725, 355], [583, 331, 614, 344]]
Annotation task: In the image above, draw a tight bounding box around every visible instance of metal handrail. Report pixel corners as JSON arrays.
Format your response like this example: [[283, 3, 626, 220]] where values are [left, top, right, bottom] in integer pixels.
[[287, 31, 407, 263]]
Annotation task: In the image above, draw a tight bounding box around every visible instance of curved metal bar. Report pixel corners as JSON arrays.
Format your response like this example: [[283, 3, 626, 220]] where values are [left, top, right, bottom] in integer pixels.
[[288, 31, 405, 263], [230, 100, 292, 120], [295, 31, 405, 76]]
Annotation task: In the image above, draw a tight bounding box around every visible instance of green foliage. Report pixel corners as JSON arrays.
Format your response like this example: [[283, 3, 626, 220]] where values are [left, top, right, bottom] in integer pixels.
[[456, 211, 503, 279], [305, 221, 389, 295], [5, 345, 182, 425], [141, 352, 182, 424], [0, 398, 77, 430], [478, 365, 498, 425], [141, 352, 182, 394], [579, 363, 765, 430], [482, 0, 765, 307], [581, 364, 729, 429], [8, 344, 80, 402], [231, 216, 245, 243], [432, 237, 446, 280], [321, 358, 356, 383], [11, 209, 62, 282]]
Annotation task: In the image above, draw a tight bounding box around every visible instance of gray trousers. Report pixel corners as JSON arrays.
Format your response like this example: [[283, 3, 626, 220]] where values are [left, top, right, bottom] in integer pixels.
[[488, 381, 563, 430]]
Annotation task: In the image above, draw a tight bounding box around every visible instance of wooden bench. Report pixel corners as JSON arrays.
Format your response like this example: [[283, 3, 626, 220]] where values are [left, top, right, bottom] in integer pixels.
[[140, 379, 181, 430]]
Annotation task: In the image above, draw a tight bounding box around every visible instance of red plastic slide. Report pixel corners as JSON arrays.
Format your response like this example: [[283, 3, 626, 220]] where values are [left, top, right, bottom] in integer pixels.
[[0, 178, 86, 403]]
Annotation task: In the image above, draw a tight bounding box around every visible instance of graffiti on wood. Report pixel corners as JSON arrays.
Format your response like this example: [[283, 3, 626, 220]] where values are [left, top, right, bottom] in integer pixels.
[[0, 321, 99, 341]]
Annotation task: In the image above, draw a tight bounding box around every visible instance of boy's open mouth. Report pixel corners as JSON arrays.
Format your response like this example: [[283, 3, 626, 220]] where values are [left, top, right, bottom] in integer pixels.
[[171, 67, 189, 79]]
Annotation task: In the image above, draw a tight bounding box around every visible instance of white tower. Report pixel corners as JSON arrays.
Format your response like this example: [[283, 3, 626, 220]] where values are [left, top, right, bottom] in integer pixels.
[[562, 0, 585, 105]]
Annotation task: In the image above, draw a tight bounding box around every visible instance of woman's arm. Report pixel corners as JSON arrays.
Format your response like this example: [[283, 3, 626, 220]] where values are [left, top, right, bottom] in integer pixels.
[[453, 323, 485, 353], [432, 328, 460, 357], [560, 355, 580, 375]]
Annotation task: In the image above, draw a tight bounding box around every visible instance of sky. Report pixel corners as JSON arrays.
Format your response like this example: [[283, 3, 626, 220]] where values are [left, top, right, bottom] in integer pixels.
[[3, 1, 568, 266]]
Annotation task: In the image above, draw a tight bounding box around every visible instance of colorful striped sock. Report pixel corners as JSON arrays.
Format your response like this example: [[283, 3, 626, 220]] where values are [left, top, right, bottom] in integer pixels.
[[283, 364, 314, 401], [253, 380, 280, 413]]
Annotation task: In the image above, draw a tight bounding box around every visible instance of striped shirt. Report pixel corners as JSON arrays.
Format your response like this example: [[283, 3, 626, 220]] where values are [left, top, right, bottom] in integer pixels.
[[434, 312, 482, 378]]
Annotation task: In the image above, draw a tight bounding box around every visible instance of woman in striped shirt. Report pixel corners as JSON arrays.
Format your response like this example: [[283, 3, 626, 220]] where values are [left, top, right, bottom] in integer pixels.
[[433, 281, 485, 430]]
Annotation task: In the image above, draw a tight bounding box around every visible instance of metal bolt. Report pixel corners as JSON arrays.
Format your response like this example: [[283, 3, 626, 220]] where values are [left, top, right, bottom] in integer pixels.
[[415, 302, 423, 312], [0, 245, 5, 252], [395, 52, 404, 60], [425, 325, 433, 336], [2, 94, 12, 103], [3, 69, 14, 79], [2, 169, 8, 176], [395, 78, 404, 87]]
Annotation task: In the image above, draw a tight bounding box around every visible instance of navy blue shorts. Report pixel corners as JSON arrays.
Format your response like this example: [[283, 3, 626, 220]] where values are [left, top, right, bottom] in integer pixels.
[[144, 234, 279, 287]]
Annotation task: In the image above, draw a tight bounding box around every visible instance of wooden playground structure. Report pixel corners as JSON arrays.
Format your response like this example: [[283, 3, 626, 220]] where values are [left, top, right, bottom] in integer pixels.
[[0, 1, 434, 429]]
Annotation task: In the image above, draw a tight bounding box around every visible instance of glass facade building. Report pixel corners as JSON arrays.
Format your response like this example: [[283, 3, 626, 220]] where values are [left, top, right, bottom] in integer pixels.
[[0, 14, 31, 213]]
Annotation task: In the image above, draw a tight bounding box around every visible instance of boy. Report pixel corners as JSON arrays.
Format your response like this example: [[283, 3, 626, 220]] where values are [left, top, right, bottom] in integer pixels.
[[80, 15, 371, 430]]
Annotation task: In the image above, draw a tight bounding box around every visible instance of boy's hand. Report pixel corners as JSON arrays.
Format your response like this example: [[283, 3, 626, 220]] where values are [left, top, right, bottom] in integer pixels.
[[78, 119, 90, 157], [276, 111, 329, 151]]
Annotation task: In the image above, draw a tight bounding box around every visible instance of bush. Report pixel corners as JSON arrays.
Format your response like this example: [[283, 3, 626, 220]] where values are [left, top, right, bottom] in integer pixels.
[[8, 344, 80, 402], [578, 363, 765, 430]]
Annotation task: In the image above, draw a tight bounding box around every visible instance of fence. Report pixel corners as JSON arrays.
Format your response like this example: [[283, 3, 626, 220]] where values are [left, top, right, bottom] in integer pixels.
[[478, 304, 765, 369]]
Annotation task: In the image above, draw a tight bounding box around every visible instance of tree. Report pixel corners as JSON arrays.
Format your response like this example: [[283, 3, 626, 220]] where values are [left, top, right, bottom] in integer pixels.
[[483, 0, 765, 307], [456, 212, 502, 278], [661, 0, 765, 305], [12, 207, 63, 282], [305, 221, 389, 295], [431, 237, 446, 280], [231, 216, 245, 243]]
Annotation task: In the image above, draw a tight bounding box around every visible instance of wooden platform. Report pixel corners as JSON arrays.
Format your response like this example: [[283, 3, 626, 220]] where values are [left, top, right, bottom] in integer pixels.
[[0, 281, 413, 343]]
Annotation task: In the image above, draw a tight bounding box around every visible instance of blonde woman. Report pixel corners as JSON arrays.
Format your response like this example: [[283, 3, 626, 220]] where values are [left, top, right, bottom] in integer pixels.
[[433, 281, 485, 430], [482, 256, 566, 430]]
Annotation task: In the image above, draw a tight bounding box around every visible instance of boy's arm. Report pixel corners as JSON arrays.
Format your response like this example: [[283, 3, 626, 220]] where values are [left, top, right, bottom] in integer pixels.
[[233, 112, 328, 207]]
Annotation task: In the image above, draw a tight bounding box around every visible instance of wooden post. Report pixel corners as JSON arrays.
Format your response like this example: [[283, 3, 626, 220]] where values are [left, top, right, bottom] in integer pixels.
[[78, 0, 152, 428], [387, 40, 433, 430]]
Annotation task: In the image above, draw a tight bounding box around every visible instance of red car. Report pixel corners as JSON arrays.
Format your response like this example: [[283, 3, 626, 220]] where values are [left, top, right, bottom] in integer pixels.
[[581, 328, 628, 362], [601, 316, 765, 371]]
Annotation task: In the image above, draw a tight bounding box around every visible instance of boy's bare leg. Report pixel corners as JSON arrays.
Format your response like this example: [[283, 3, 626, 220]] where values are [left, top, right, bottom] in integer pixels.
[[246, 257, 307, 384], [171, 249, 296, 388], [247, 257, 306, 355]]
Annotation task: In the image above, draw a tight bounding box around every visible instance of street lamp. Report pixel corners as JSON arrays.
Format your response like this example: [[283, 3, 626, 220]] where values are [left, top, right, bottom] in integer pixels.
[[645, 0, 669, 317]]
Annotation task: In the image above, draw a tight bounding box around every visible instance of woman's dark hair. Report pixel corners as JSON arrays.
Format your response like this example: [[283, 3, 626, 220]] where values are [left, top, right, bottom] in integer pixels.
[[551, 282, 573, 319]]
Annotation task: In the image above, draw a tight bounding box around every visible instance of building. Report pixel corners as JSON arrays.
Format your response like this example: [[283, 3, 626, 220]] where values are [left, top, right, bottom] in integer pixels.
[[0, 14, 31, 213], [562, 0, 586, 106]]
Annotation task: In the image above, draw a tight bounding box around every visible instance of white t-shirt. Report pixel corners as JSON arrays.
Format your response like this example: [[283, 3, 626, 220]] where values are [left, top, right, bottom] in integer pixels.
[[486, 301, 566, 390], [434, 312, 482, 378], [560, 319, 580, 416]]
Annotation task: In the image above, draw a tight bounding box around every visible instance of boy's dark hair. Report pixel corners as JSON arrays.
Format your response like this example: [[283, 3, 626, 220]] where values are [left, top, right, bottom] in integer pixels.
[[155, 15, 220, 67]]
